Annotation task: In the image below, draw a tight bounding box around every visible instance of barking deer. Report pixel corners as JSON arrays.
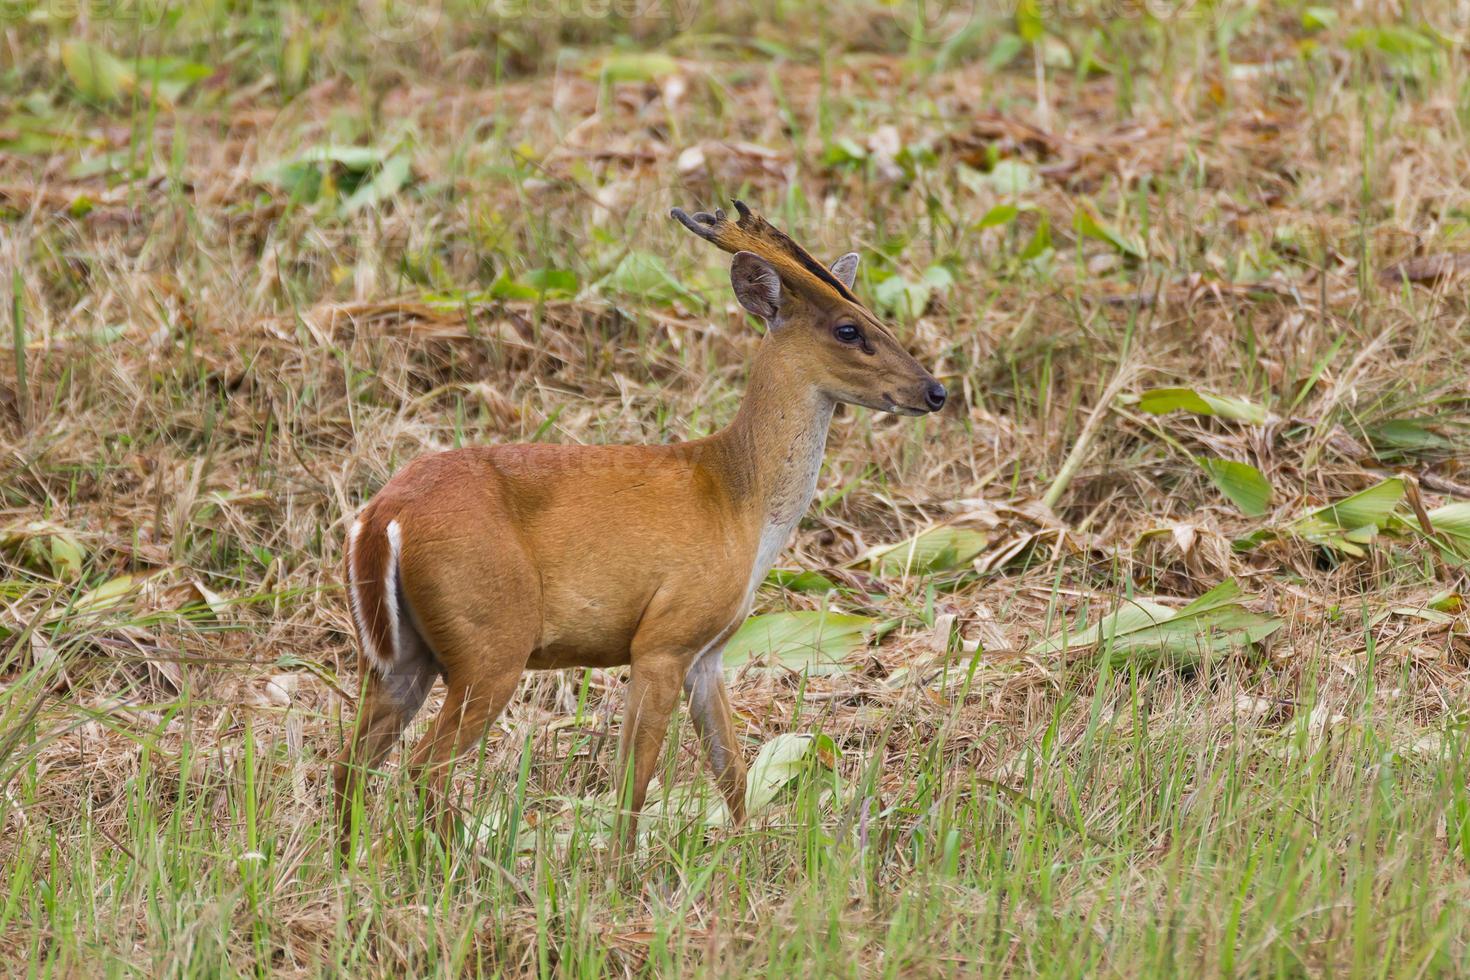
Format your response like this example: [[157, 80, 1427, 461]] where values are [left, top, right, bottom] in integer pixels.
[[333, 201, 946, 853]]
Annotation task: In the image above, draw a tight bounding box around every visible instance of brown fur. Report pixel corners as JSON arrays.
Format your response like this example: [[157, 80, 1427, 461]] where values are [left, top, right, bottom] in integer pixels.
[[332, 202, 943, 856]]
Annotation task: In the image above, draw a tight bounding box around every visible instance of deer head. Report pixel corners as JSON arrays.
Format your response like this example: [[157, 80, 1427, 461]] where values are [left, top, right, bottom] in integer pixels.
[[671, 201, 946, 415]]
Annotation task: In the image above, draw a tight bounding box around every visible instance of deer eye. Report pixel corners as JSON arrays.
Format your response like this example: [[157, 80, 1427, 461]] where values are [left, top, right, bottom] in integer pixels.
[[833, 323, 862, 345]]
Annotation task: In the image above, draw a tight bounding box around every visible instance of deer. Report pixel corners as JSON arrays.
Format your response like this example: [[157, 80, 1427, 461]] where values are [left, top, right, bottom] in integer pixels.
[[332, 200, 947, 855]]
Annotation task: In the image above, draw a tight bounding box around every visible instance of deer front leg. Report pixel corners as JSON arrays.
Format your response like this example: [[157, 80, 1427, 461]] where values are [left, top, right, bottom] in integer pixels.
[[683, 651, 747, 824], [613, 651, 685, 852]]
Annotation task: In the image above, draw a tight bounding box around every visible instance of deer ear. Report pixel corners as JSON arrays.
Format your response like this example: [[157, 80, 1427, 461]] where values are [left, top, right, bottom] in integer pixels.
[[730, 251, 782, 321], [830, 252, 860, 290]]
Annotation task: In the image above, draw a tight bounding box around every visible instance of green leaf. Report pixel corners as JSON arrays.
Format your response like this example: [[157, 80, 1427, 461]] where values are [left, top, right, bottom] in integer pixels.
[[866, 526, 989, 576], [1074, 206, 1143, 258], [922, 265, 956, 291], [822, 137, 868, 168], [1018, 213, 1052, 261], [1302, 6, 1337, 30], [48, 533, 85, 582], [256, 160, 323, 202], [745, 732, 840, 815], [874, 275, 930, 320], [765, 568, 840, 594], [1426, 502, 1470, 558], [1015, 0, 1045, 43], [488, 271, 540, 301], [724, 611, 875, 674], [61, 42, 135, 103], [1197, 457, 1273, 517], [593, 52, 678, 84], [982, 159, 1039, 196], [295, 145, 386, 171], [3, 522, 86, 580], [596, 251, 697, 306], [1428, 590, 1464, 613], [1290, 478, 1406, 556], [1137, 387, 1267, 424], [131, 56, 212, 103], [254, 144, 401, 209], [1306, 478, 1405, 532], [340, 153, 412, 215], [524, 268, 580, 297], [1365, 418, 1455, 457], [985, 33, 1025, 71], [1027, 580, 1282, 669], [975, 203, 1020, 229], [72, 574, 139, 615]]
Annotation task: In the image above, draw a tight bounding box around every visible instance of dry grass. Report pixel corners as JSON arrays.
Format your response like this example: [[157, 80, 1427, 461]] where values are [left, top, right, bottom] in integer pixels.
[[2, 1, 1470, 975]]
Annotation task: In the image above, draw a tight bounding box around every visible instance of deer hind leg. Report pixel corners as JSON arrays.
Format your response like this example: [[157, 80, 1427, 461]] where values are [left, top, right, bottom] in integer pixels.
[[332, 623, 439, 857], [683, 651, 747, 825], [404, 666, 528, 843]]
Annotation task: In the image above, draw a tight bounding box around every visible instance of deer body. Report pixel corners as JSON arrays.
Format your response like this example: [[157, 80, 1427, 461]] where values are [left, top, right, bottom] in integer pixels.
[[333, 202, 945, 853]]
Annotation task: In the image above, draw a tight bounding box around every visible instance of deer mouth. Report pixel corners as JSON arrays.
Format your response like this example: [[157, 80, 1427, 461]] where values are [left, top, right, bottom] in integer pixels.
[[879, 391, 930, 416]]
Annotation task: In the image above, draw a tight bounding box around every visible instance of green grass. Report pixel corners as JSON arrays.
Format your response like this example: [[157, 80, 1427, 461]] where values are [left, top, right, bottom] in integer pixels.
[[2, 0, 1470, 974]]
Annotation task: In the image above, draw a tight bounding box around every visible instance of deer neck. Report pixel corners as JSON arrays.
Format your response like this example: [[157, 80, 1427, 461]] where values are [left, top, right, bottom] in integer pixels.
[[708, 336, 834, 574]]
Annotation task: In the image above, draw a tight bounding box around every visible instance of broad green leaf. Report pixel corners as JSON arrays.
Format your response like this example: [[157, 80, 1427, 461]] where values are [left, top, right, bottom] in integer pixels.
[[72, 574, 138, 615], [3, 522, 85, 580], [745, 732, 840, 815], [255, 145, 398, 207], [1028, 596, 1177, 656], [976, 203, 1020, 229], [985, 32, 1026, 71], [597, 251, 697, 306], [593, 52, 678, 83], [1028, 580, 1282, 669], [1137, 387, 1266, 424], [1428, 591, 1464, 613], [294, 145, 386, 171], [765, 568, 840, 594], [724, 611, 875, 674], [1302, 6, 1337, 30], [49, 533, 85, 581], [61, 42, 135, 103], [488, 271, 540, 301], [1015, 0, 1045, 43], [282, 31, 312, 92], [922, 265, 956, 291], [340, 153, 412, 215], [1365, 418, 1455, 456], [1018, 212, 1051, 261], [1197, 457, 1273, 517], [131, 56, 212, 103], [1289, 478, 1406, 556], [822, 137, 868, 167], [1426, 502, 1470, 558], [1074, 206, 1143, 258], [524, 268, 580, 297], [874, 275, 930, 319], [982, 159, 1039, 195], [256, 160, 323, 202], [866, 526, 989, 576]]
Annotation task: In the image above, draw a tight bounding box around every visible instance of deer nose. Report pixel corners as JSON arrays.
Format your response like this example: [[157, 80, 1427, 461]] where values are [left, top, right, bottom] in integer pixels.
[[924, 381, 947, 412]]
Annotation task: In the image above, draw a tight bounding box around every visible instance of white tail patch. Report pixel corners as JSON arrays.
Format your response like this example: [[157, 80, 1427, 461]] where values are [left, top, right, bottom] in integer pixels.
[[383, 519, 404, 672], [346, 517, 404, 676], [346, 520, 380, 670]]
